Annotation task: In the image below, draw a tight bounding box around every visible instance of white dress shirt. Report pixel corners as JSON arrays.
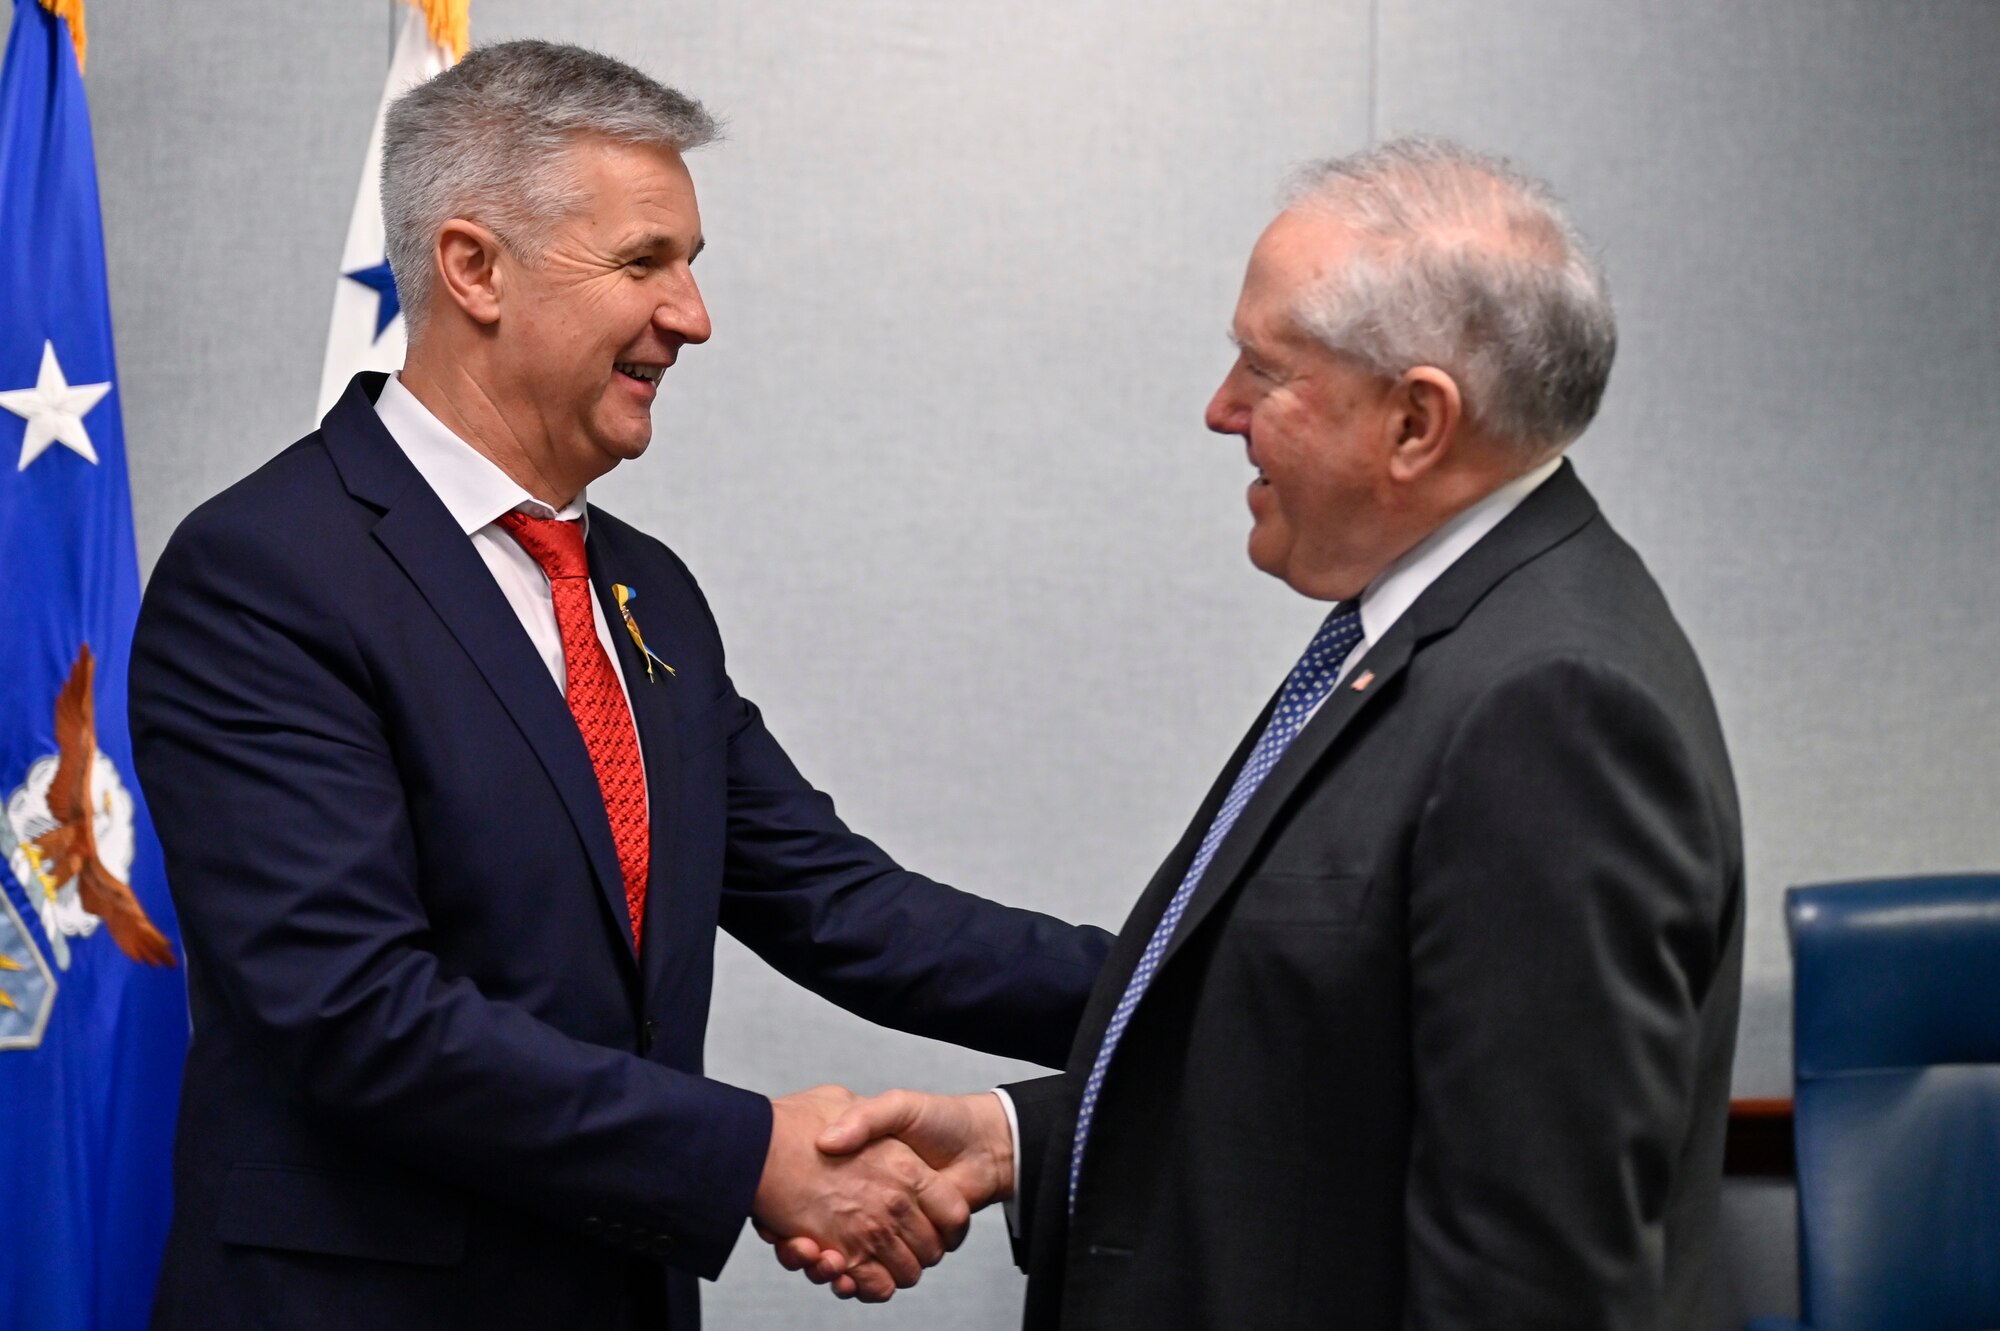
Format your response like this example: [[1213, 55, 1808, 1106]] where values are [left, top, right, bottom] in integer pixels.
[[373, 374, 647, 797], [995, 451, 1564, 1213]]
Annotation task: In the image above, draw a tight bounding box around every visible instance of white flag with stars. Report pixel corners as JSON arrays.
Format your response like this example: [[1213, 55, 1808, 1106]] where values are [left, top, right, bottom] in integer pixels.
[[315, 4, 458, 421]]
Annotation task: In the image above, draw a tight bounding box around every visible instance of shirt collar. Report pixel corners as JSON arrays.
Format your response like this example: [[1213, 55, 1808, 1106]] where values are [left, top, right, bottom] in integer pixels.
[[374, 373, 589, 533], [1356, 452, 1565, 646]]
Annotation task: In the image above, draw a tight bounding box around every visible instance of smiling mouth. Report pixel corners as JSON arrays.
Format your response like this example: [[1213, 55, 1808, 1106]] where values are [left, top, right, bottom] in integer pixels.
[[615, 362, 665, 385]]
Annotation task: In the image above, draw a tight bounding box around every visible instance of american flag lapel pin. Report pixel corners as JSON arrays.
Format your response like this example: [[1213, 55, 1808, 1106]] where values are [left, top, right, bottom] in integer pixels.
[[1351, 670, 1375, 692]]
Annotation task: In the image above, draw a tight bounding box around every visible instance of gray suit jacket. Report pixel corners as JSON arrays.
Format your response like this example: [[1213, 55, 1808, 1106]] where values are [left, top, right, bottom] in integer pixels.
[[1006, 462, 1743, 1330]]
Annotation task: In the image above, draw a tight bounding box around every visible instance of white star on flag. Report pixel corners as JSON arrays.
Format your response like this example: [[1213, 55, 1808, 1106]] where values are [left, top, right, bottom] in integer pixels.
[[0, 340, 110, 470]]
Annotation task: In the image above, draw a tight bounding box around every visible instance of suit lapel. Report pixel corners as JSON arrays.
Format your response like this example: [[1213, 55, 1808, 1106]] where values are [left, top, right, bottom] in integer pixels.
[[584, 532, 681, 984], [1156, 629, 1414, 971], [320, 374, 640, 975], [1152, 461, 1601, 974]]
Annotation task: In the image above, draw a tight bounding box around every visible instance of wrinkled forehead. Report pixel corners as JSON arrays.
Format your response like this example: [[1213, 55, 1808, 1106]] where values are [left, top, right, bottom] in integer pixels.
[[552, 135, 703, 231], [1260, 208, 1372, 282], [1232, 210, 1357, 328]]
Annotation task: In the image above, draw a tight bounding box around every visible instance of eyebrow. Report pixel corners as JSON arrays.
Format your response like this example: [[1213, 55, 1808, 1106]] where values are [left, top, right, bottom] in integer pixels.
[[626, 232, 704, 261]]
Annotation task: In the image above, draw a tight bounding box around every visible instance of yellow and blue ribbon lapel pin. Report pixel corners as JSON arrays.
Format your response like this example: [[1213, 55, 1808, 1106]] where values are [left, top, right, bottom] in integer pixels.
[[612, 584, 674, 681]]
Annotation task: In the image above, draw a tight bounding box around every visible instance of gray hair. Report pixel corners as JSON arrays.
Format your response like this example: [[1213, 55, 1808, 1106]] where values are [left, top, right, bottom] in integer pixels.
[[382, 40, 719, 339], [1283, 137, 1616, 454]]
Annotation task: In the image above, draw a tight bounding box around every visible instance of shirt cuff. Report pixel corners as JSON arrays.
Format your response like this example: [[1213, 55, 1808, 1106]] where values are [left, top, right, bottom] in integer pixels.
[[992, 1088, 1023, 1239]]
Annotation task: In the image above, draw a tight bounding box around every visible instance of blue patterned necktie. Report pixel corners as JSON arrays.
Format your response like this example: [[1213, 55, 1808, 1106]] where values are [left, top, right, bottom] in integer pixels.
[[1068, 600, 1366, 1209]]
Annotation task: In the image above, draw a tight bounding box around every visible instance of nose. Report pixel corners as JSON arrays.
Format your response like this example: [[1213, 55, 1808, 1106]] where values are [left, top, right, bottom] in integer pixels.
[[658, 267, 712, 346], [1206, 363, 1248, 436]]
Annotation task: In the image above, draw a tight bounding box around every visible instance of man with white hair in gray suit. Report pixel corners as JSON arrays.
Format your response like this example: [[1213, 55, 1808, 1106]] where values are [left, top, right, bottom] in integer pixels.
[[783, 139, 1745, 1330]]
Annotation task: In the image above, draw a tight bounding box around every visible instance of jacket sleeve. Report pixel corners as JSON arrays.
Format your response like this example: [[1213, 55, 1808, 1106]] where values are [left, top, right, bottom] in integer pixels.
[[657, 546, 1114, 1070], [129, 511, 770, 1280], [1401, 656, 1738, 1330], [997, 1072, 1079, 1268]]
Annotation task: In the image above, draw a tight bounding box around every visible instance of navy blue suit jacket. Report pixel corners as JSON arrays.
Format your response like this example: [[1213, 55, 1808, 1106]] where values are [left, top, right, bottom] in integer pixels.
[[130, 374, 1111, 1330]]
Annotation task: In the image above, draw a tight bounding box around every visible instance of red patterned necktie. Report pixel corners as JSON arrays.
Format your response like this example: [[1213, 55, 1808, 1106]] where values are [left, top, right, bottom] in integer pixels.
[[495, 511, 650, 950]]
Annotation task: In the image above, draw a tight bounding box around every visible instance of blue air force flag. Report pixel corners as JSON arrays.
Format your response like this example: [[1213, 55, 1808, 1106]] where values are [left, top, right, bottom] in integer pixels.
[[0, 2, 188, 1327], [314, 2, 458, 419]]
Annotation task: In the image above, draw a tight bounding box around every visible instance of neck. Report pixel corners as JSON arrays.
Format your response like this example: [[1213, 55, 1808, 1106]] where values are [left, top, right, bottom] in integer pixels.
[[1337, 437, 1544, 599], [1407, 430, 1545, 532], [398, 349, 585, 509]]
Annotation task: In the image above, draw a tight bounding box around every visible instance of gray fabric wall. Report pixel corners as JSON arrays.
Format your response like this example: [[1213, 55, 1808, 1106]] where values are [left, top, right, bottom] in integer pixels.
[[40, 1, 1999, 1325]]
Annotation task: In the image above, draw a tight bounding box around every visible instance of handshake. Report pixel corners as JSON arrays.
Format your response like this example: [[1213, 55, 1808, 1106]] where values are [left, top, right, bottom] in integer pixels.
[[751, 1086, 1012, 1302]]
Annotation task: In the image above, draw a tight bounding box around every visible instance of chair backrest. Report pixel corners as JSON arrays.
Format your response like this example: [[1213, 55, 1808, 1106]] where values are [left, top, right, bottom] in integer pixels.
[[1787, 874, 2000, 1331]]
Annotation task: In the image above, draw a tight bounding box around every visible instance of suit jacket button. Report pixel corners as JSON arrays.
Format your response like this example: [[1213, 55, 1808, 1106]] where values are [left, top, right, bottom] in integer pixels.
[[641, 1018, 660, 1053]]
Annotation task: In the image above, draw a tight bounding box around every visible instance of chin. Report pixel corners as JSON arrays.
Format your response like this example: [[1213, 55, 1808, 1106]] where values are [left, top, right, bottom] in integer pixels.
[[1246, 525, 1290, 582], [1251, 545, 1343, 601], [597, 420, 654, 462]]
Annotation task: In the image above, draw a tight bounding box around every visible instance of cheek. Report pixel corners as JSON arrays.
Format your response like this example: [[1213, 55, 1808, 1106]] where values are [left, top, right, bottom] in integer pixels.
[[1259, 410, 1315, 490], [1267, 450, 1355, 539]]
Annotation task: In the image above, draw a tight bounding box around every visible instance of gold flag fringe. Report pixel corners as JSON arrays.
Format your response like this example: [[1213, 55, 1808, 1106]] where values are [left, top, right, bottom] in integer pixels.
[[406, 0, 470, 62], [37, 0, 87, 73]]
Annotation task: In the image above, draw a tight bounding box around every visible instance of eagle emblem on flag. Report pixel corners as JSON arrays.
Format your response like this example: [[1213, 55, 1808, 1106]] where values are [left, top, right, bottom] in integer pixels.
[[4, 645, 176, 973]]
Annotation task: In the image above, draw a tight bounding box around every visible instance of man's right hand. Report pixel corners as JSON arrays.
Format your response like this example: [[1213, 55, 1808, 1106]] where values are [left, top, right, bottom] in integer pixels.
[[750, 1085, 973, 1302], [766, 1089, 1016, 1297]]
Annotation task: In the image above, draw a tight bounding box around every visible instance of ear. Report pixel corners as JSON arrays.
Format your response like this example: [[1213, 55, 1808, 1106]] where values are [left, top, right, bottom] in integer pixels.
[[1384, 366, 1462, 482], [433, 219, 507, 327]]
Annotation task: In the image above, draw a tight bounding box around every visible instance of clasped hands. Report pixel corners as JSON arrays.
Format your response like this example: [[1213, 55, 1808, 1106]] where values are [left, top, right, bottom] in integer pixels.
[[751, 1086, 1012, 1302]]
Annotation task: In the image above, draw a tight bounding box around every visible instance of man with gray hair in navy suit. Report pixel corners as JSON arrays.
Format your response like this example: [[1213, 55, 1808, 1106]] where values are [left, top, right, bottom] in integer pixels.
[[132, 40, 1109, 1330]]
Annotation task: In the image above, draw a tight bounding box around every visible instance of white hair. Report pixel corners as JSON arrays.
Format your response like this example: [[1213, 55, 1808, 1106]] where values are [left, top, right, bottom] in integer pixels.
[[381, 40, 719, 339], [1284, 137, 1616, 454]]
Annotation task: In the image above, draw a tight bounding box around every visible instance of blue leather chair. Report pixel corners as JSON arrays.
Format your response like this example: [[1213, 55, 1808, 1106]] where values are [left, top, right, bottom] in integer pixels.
[[1748, 874, 2000, 1331]]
